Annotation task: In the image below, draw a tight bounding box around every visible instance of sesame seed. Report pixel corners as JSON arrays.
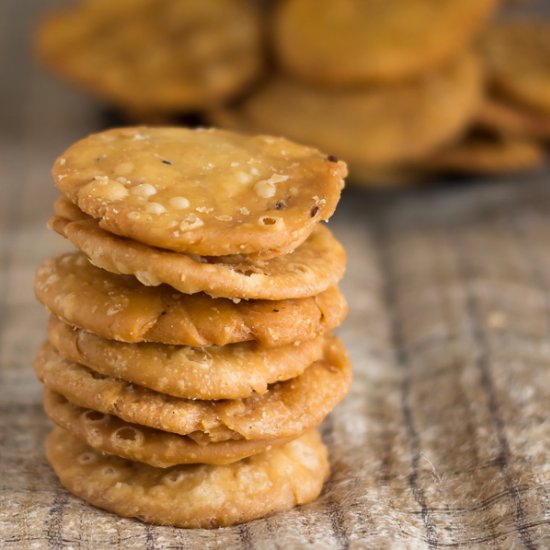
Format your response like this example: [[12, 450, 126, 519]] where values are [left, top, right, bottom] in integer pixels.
[[127, 212, 140, 220], [161, 159, 172, 165], [239, 207, 250, 215], [59, 158, 66, 166], [196, 206, 214, 214], [216, 214, 232, 222], [238, 172, 252, 184]]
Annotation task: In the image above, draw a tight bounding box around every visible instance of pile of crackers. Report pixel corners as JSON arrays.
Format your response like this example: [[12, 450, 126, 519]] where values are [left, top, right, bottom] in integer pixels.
[[35, 0, 550, 184], [34, 127, 351, 527]]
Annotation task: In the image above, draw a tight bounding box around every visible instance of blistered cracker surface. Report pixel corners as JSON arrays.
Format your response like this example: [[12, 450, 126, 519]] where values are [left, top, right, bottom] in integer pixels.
[[52, 127, 346, 257], [49, 213, 346, 300], [212, 53, 483, 168], [35, 253, 347, 346], [35, 337, 350, 441], [46, 316, 329, 400], [45, 428, 329, 528], [35, 0, 262, 113], [43, 389, 293, 468], [273, 0, 497, 85]]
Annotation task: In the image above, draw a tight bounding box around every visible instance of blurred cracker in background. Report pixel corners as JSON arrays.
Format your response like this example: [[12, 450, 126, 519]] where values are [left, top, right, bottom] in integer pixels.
[[34, 0, 263, 119]]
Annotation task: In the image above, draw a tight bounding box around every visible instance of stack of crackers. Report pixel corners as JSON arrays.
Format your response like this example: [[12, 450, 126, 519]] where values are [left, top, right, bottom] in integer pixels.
[[33, 126, 351, 528], [35, 0, 550, 185]]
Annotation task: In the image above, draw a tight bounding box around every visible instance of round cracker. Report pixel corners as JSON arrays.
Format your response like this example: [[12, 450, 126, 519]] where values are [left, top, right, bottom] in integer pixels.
[[45, 427, 329, 528], [476, 97, 550, 141], [43, 389, 291, 467], [211, 53, 483, 167], [49, 211, 346, 300], [36, 337, 350, 442], [52, 127, 346, 258], [46, 317, 328, 400], [481, 21, 550, 116], [35, 253, 347, 346], [35, 0, 262, 114], [273, 0, 496, 85], [427, 135, 546, 175]]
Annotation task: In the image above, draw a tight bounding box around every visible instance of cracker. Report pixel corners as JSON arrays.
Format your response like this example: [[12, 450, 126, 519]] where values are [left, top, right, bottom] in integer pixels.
[[476, 97, 550, 141], [45, 427, 329, 528], [428, 135, 546, 175], [49, 211, 346, 300], [35, 0, 262, 114], [347, 164, 428, 188], [43, 389, 292, 467], [46, 316, 329, 400], [35, 253, 347, 347], [211, 53, 483, 168], [481, 20, 550, 116], [52, 127, 346, 258], [36, 337, 350, 442], [273, 0, 496, 85]]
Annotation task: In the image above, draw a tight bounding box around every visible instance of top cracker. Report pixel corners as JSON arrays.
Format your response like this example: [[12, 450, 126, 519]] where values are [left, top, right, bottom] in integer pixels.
[[53, 127, 346, 257]]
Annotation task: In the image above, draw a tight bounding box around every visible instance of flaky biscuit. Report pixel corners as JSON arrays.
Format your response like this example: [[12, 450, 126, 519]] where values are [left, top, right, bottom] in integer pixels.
[[52, 127, 346, 258], [43, 389, 291, 467], [273, 0, 496, 85], [49, 212, 346, 300], [35, 253, 347, 346], [45, 427, 329, 528], [212, 53, 483, 169], [476, 98, 550, 141], [36, 337, 350, 442], [46, 316, 328, 400], [427, 135, 546, 175], [35, 0, 262, 114]]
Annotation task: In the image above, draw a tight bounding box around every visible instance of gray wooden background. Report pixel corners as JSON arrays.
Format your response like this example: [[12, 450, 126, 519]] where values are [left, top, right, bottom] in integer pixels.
[[1, 1, 550, 548]]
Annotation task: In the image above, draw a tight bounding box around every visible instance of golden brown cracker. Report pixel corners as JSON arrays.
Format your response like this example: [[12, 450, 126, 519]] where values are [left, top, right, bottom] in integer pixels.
[[46, 316, 328, 400], [36, 337, 351, 441], [481, 20, 550, 116], [273, 0, 497, 85], [212, 54, 483, 168], [45, 427, 329, 528], [35, 0, 263, 114], [52, 127, 346, 258], [35, 253, 347, 346], [43, 389, 291, 467]]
